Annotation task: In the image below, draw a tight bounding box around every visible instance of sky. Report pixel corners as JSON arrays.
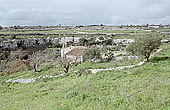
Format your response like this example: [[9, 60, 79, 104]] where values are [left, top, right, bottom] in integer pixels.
[[0, 0, 170, 26]]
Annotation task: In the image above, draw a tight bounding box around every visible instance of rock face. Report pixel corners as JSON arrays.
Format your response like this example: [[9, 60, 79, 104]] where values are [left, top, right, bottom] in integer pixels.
[[0, 37, 136, 61], [113, 39, 135, 45], [0, 37, 136, 50], [1, 37, 169, 53], [0, 37, 80, 51], [0, 38, 51, 50]]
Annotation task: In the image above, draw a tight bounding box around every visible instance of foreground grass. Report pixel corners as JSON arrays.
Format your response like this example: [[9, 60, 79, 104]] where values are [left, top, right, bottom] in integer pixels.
[[0, 44, 170, 110]]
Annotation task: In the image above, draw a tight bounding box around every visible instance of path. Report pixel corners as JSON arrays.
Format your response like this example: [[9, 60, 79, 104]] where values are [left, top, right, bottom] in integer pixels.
[[88, 49, 162, 74], [5, 74, 65, 84]]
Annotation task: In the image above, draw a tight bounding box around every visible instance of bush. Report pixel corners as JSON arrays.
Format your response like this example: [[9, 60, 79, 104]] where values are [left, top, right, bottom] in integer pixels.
[[11, 35, 17, 39], [67, 41, 74, 47], [49, 42, 62, 48], [74, 68, 91, 76], [0, 26, 3, 30], [87, 38, 96, 46], [98, 36, 104, 40], [84, 46, 101, 61], [127, 35, 161, 61], [102, 39, 113, 45], [9, 49, 26, 60], [79, 38, 88, 46], [4, 59, 31, 74]]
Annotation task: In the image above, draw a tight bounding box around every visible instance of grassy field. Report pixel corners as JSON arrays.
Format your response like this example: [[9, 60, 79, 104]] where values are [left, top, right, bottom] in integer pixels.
[[79, 29, 149, 34], [1, 27, 170, 40], [0, 43, 170, 110], [71, 58, 141, 70], [0, 30, 73, 34]]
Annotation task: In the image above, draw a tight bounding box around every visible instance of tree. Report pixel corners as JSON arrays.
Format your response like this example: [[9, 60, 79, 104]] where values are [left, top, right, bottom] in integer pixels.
[[30, 51, 43, 72], [29, 49, 60, 72], [60, 55, 72, 74], [127, 35, 161, 61]]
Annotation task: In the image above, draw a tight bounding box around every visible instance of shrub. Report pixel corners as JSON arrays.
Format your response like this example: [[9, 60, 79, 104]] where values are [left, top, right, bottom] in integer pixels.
[[5, 59, 31, 74], [127, 35, 161, 61], [98, 36, 104, 40], [0, 52, 3, 60], [84, 46, 101, 61], [0, 26, 3, 30], [9, 49, 26, 60], [67, 41, 74, 47], [11, 35, 17, 39], [102, 39, 113, 45], [87, 38, 96, 46], [74, 68, 91, 76], [49, 42, 62, 48], [79, 38, 88, 46]]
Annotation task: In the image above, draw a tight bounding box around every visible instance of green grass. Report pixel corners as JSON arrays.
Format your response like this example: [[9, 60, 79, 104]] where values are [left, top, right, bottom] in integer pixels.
[[79, 29, 150, 34], [0, 30, 73, 34], [71, 58, 141, 71], [2, 28, 169, 40], [0, 43, 170, 110]]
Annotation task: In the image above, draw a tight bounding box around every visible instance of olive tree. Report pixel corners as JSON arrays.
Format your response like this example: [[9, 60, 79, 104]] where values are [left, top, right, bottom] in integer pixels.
[[127, 35, 161, 61]]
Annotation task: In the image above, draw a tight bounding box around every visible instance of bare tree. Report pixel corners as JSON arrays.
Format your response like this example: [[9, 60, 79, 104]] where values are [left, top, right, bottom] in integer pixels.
[[60, 55, 72, 75], [29, 48, 60, 72], [29, 51, 42, 72]]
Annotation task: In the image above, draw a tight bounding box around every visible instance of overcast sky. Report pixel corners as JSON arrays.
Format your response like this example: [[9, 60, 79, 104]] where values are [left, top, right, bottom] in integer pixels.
[[0, 0, 170, 26]]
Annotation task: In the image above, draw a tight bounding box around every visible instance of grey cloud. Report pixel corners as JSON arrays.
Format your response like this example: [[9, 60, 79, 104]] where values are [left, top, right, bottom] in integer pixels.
[[0, 0, 170, 26], [138, 16, 170, 25], [110, 16, 129, 25], [0, 8, 84, 25], [111, 16, 170, 25]]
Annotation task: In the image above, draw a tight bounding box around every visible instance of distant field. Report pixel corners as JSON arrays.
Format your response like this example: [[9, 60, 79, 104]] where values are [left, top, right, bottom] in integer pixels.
[[1, 27, 170, 40], [79, 29, 149, 34], [0, 30, 73, 34]]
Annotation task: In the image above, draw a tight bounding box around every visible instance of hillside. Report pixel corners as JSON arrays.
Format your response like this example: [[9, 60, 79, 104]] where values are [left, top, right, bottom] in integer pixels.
[[0, 43, 170, 110]]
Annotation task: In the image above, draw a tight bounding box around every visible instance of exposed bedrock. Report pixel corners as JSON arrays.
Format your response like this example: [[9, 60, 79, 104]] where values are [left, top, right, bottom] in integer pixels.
[[0, 37, 80, 50]]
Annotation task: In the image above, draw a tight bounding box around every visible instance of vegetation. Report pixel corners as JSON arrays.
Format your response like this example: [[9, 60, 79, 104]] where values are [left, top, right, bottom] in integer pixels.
[[0, 43, 170, 110], [127, 35, 161, 61], [60, 56, 72, 74], [0, 49, 60, 74], [102, 38, 113, 45], [79, 38, 88, 46], [1, 25, 170, 110], [84, 46, 101, 61]]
